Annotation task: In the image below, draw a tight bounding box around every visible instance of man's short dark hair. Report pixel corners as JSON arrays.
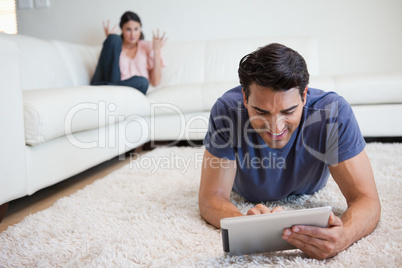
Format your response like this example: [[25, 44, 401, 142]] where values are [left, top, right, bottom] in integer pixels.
[[238, 43, 310, 101]]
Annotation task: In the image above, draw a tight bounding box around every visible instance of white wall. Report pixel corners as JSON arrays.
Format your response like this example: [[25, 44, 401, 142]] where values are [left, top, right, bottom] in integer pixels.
[[16, 0, 402, 76]]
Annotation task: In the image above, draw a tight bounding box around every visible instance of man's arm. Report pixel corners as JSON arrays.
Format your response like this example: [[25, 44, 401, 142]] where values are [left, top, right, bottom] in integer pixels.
[[330, 149, 381, 247], [283, 149, 381, 259], [198, 149, 241, 228], [199, 149, 282, 228]]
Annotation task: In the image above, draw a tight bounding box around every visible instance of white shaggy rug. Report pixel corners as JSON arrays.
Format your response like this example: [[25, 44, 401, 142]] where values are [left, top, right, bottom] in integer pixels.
[[0, 143, 401, 267]]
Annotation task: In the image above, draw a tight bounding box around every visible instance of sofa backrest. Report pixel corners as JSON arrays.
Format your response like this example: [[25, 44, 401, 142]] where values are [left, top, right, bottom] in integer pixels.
[[51, 40, 100, 87], [0, 33, 99, 91], [160, 36, 319, 88], [0, 33, 319, 92]]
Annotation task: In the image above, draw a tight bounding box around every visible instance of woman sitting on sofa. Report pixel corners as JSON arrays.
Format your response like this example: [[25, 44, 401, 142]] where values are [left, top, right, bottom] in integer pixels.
[[91, 11, 166, 94]]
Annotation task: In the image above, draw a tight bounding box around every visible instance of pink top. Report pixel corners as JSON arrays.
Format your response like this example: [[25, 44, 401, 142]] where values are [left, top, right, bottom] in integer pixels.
[[119, 40, 165, 81]]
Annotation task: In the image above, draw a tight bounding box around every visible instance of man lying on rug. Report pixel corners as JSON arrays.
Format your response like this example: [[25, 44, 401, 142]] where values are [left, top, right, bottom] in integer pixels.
[[198, 43, 381, 260]]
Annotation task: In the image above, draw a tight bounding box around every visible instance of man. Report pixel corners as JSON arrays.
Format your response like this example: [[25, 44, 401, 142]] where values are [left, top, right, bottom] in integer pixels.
[[198, 43, 381, 259]]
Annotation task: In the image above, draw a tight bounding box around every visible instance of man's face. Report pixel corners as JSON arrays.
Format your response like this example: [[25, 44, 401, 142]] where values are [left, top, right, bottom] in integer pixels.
[[243, 83, 307, 149]]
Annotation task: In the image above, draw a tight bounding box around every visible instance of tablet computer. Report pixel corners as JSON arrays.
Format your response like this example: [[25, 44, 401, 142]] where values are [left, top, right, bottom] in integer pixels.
[[220, 206, 332, 255]]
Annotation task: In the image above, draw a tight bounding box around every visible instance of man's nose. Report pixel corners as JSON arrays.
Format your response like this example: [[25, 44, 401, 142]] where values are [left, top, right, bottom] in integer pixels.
[[268, 116, 285, 133]]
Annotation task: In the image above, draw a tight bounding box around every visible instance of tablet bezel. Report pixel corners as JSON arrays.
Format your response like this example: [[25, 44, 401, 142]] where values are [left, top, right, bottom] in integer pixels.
[[220, 206, 332, 255]]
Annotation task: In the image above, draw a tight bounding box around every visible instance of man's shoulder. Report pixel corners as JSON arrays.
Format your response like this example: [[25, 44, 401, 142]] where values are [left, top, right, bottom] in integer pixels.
[[301, 88, 365, 164], [218, 85, 243, 102], [306, 88, 350, 110], [212, 85, 244, 112]]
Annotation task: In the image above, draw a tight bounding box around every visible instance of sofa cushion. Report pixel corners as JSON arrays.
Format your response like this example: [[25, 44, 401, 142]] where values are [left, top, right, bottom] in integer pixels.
[[52, 40, 100, 86], [307, 74, 402, 105], [157, 37, 319, 91], [23, 86, 150, 146], [159, 41, 206, 87], [204, 37, 320, 84], [0, 33, 74, 90], [309, 76, 337, 92], [147, 84, 204, 115], [333, 73, 402, 105]]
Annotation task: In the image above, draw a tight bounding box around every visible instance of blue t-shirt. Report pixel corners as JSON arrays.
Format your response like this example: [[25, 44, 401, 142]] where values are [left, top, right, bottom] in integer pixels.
[[203, 86, 366, 203]]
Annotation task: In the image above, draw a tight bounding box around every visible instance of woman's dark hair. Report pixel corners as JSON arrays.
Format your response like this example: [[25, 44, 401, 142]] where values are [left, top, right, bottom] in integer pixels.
[[119, 11, 144, 40], [239, 43, 309, 101]]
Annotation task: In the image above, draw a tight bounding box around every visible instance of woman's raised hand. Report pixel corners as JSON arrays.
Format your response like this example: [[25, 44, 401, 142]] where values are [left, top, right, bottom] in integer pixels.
[[152, 29, 167, 51], [103, 20, 119, 37]]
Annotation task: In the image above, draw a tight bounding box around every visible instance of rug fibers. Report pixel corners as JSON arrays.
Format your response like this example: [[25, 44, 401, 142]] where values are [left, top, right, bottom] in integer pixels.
[[0, 143, 401, 267]]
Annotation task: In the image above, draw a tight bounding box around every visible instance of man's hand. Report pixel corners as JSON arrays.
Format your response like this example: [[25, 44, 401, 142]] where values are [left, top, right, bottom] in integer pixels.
[[282, 212, 349, 259], [282, 150, 380, 259], [247, 204, 284, 215]]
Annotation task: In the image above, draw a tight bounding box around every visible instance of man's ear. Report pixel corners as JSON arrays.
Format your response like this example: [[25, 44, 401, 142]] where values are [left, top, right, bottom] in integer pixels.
[[302, 86, 308, 105], [242, 88, 248, 108]]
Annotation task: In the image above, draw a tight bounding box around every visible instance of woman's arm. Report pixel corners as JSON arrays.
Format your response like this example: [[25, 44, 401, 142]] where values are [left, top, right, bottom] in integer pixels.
[[149, 29, 167, 87], [103, 20, 118, 37]]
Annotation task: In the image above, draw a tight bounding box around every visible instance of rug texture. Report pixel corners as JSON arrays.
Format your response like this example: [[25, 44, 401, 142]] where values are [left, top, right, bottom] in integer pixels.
[[0, 143, 401, 267]]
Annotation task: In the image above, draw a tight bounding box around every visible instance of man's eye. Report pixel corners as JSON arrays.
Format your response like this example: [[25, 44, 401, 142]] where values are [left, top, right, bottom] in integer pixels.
[[283, 111, 295, 115]]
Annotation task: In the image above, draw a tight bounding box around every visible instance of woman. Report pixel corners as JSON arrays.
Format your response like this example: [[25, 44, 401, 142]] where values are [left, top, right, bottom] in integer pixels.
[[91, 11, 167, 94]]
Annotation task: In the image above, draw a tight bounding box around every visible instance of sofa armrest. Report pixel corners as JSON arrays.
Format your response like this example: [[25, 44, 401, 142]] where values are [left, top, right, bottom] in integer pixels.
[[0, 38, 27, 205]]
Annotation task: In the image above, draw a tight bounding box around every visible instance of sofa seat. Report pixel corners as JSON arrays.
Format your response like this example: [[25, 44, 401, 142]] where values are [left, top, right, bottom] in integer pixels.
[[23, 85, 150, 145]]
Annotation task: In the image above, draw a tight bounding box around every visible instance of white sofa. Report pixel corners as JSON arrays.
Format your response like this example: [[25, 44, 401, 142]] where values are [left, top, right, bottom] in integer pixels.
[[1, 33, 402, 215]]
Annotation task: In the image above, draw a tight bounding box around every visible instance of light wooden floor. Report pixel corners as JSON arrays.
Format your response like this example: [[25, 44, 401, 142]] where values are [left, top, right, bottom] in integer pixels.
[[0, 148, 143, 233]]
